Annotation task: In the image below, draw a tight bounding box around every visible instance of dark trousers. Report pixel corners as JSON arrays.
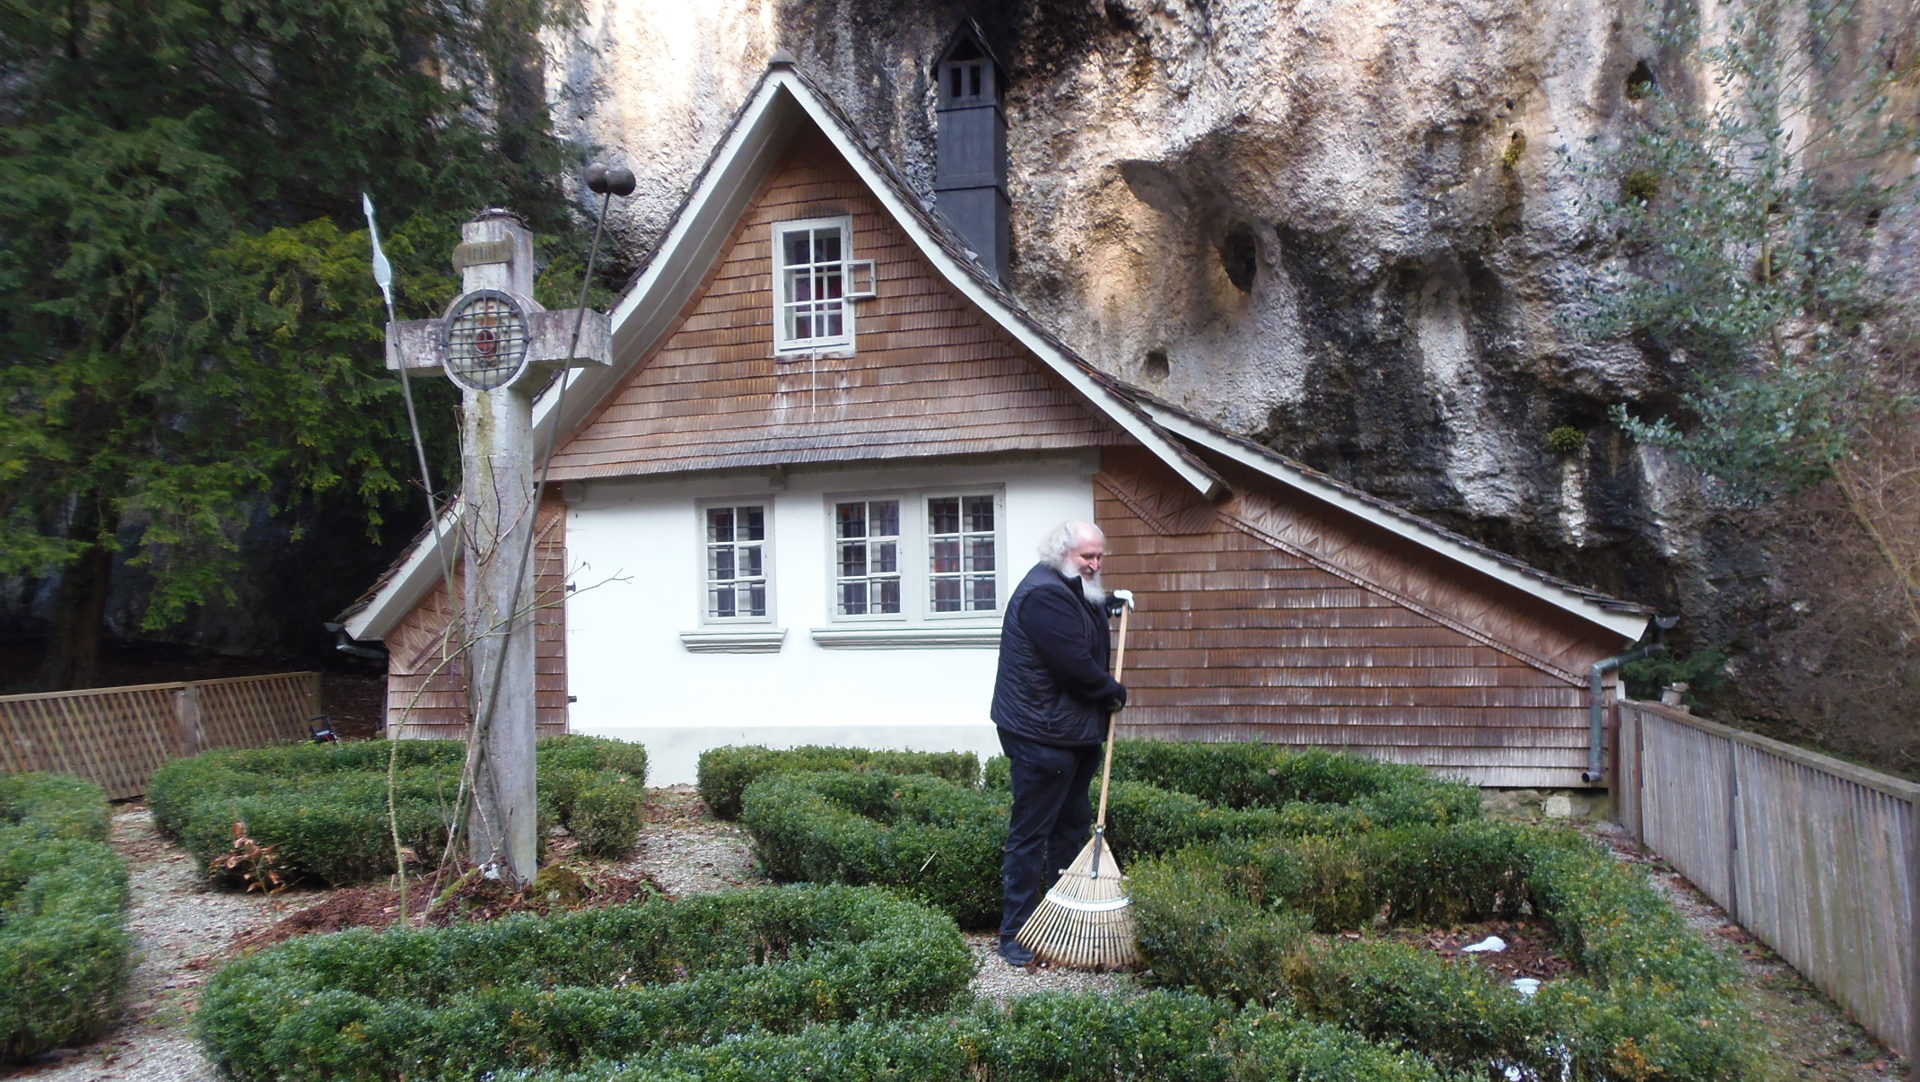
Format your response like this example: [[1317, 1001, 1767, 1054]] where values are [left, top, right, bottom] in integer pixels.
[[997, 728, 1101, 946]]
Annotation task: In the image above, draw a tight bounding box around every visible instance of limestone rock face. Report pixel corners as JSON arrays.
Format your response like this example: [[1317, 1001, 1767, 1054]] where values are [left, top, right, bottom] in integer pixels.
[[546, 0, 1910, 675]]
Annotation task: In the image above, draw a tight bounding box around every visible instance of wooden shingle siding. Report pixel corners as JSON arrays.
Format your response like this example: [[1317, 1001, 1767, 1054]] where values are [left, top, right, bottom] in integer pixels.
[[548, 130, 1121, 482], [385, 495, 569, 739], [1098, 447, 1607, 787]]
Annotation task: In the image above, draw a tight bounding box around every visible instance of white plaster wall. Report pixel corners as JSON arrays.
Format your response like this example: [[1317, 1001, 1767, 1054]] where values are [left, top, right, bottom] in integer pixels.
[[565, 452, 1100, 783]]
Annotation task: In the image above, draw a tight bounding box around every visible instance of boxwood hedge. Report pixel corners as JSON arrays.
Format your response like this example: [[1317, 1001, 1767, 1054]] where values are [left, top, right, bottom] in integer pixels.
[[740, 748, 1483, 928], [149, 735, 648, 887], [698, 745, 980, 820], [0, 773, 132, 1062], [739, 770, 1007, 928], [991, 742, 1482, 829], [1132, 820, 1764, 1080], [197, 884, 972, 1082], [503, 991, 1451, 1082]]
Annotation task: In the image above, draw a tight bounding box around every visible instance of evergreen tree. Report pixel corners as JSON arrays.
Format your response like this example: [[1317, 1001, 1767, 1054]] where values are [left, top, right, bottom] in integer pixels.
[[0, 0, 583, 687]]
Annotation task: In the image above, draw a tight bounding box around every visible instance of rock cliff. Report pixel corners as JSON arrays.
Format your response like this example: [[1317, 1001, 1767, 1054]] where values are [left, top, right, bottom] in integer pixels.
[[547, 0, 1919, 747]]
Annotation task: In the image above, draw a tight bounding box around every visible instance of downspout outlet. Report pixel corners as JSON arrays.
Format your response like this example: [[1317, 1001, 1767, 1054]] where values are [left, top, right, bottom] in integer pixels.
[[1583, 643, 1665, 783]]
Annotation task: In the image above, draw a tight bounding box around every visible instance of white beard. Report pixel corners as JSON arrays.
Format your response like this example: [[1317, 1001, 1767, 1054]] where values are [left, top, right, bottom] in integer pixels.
[[1079, 574, 1107, 606]]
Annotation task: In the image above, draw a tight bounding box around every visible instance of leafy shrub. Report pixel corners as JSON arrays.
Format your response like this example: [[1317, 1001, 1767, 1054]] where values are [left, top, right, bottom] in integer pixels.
[[983, 753, 1010, 791], [698, 745, 979, 820], [506, 992, 1450, 1082], [994, 743, 1478, 835], [1132, 822, 1764, 1080], [738, 771, 1006, 928], [149, 736, 648, 886], [0, 774, 132, 1062], [0, 771, 112, 842], [1109, 741, 1483, 826], [198, 885, 971, 1082], [742, 749, 1479, 927], [1106, 780, 1250, 855]]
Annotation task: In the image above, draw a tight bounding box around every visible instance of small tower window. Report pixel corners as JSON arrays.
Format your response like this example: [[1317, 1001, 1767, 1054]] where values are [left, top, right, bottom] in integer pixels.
[[939, 36, 994, 105]]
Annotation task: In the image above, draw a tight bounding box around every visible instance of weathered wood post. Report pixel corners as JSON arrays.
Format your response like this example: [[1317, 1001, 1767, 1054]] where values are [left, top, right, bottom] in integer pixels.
[[384, 209, 610, 885]]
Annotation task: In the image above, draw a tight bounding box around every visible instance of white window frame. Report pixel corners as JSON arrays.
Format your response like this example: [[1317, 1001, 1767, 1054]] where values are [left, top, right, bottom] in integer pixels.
[[772, 216, 856, 355], [697, 499, 775, 626], [822, 487, 1005, 627], [827, 495, 905, 622], [923, 491, 1002, 618]]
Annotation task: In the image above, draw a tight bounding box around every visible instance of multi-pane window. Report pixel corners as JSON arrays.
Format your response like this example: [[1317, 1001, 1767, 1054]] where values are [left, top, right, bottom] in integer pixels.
[[773, 218, 851, 353], [927, 495, 997, 612], [704, 504, 768, 620], [834, 499, 901, 616], [830, 491, 999, 621]]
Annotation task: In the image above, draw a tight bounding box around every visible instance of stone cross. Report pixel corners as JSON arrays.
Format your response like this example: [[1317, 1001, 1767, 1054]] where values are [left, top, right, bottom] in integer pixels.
[[384, 210, 610, 887]]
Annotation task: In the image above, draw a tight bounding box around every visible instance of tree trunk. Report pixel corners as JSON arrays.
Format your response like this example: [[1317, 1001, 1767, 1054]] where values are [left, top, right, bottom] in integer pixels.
[[40, 501, 117, 691]]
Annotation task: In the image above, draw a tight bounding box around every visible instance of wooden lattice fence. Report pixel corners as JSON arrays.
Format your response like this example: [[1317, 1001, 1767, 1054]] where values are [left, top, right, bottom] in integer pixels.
[[0, 672, 321, 800]]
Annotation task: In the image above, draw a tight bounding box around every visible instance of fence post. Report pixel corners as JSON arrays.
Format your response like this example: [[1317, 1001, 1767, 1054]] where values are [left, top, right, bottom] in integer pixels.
[[1633, 703, 1647, 843], [175, 684, 204, 757], [1909, 798, 1919, 1077], [1725, 737, 1741, 924]]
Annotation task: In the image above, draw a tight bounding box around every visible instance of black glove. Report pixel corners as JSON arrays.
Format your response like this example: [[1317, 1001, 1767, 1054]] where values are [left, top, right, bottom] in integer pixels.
[[1103, 684, 1128, 713], [1103, 595, 1128, 617]]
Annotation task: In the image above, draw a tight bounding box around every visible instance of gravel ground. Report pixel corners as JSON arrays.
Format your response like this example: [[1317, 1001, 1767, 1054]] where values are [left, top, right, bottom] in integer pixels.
[[11, 808, 291, 1082]]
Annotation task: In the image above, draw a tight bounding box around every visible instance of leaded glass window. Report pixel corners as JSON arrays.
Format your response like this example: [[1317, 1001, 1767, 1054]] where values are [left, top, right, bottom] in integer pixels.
[[705, 505, 768, 619], [834, 499, 901, 616], [927, 494, 997, 612]]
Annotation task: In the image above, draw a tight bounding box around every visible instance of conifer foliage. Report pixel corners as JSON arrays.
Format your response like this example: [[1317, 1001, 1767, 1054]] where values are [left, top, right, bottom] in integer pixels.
[[0, 0, 582, 686]]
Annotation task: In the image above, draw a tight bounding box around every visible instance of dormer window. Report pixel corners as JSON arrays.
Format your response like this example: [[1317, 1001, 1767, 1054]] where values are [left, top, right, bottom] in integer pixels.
[[773, 216, 856, 354]]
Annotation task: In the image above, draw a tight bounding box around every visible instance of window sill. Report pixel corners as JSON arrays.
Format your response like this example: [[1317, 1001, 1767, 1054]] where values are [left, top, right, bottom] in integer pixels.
[[809, 625, 1001, 650], [680, 628, 787, 654], [773, 345, 856, 361]]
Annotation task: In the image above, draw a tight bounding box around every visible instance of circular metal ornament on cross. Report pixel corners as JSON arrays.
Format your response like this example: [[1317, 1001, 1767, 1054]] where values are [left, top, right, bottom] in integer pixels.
[[441, 289, 531, 392]]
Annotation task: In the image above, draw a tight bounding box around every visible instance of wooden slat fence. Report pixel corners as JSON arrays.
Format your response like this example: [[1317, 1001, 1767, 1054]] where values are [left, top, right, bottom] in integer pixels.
[[0, 672, 321, 800], [1617, 700, 1920, 1065]]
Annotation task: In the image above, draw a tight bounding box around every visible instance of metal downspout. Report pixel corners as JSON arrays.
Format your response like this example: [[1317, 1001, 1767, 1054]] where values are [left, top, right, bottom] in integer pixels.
[[324, 622, 387, 661], [1583, 643, 1666, 783]]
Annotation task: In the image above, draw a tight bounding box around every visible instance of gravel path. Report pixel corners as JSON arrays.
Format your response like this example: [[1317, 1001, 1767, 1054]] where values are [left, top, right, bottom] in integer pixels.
[[12, 807, 290, 1082]]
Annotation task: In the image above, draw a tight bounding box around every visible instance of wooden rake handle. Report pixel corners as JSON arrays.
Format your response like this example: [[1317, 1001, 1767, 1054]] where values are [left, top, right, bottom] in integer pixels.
[[1092, 603, 1129, 832]]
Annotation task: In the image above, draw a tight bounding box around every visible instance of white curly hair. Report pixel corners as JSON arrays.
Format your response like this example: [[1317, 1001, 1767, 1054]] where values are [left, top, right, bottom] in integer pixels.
[[1037, 520, 1104, 572]]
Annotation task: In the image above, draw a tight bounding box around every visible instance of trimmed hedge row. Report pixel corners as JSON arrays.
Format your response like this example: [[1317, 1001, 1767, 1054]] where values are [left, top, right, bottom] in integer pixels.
[[1132, 821, 1764, 1080], [197, 884, 972, 1082], [507, 991, 1452, 1082], [990, 742, 1483, 830], [149, 735, 648, 887], [737, 752, 1482, 928], [698, 745, 979, 820], [739, 770, 1007, 928], [0, 773, 133, 1062]]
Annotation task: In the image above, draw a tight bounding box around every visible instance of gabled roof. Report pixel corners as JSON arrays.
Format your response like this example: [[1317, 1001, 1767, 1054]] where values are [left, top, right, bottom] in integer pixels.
[[1119, 388, 1654, 642], [342, 58, 1650, 647]]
